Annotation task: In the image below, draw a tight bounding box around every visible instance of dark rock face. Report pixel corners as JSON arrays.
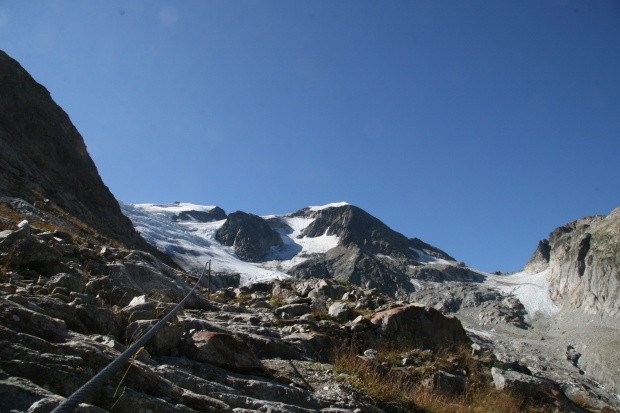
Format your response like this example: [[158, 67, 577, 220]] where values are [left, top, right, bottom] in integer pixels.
[[216, 211, 282, 262], [524, 239, 552, 274], [409, 263, 484, 283], [0, 50, 156, 254], [298, 205, 417, 259], [173, 207, 227, 223], [296, 205, 453, 262]]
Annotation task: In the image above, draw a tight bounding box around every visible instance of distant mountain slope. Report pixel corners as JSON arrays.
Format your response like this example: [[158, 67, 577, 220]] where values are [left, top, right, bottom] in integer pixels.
[[122, 201, 466, 297], [0, 50, 154, 252]]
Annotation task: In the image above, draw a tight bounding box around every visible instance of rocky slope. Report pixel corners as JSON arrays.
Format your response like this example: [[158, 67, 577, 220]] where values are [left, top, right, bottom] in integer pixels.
[[0, 209, 607, 412], [0, 50, 156, 256]]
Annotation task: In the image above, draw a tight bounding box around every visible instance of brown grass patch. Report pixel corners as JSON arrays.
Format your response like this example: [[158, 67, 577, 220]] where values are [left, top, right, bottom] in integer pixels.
[[334, 344, 558, 413]]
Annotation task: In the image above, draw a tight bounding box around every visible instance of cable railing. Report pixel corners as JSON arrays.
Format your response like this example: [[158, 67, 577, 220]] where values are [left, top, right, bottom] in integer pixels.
[[50, 260, 210, 413]]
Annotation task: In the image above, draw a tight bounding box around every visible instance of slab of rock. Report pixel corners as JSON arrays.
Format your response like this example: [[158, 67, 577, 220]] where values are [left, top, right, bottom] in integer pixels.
[[369, 304, 469, 349], [125, 320, 182, 357], [275, 303, 311, 319], [422, 370, 467, 396], [181, 331, 264, 374], [0, 375, 59, 413]]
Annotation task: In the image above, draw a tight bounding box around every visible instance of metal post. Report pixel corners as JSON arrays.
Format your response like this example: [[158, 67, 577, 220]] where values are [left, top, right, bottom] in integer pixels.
[[207, 260, 211, 299]]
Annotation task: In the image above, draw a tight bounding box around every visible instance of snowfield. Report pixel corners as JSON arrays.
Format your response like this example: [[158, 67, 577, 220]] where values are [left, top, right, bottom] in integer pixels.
[[121, 202, 343, 286], [486, 269, 559, 319]]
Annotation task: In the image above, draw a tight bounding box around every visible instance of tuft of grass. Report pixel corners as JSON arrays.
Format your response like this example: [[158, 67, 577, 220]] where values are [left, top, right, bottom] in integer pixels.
[[334, 344, 559, 413], [311, 309, 331, 321], [269, 294, 286, 309]]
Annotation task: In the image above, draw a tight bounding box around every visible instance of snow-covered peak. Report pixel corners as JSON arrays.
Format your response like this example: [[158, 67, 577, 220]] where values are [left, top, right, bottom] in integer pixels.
[[131, 202, 218, 215], [308, 202, 350, 212]]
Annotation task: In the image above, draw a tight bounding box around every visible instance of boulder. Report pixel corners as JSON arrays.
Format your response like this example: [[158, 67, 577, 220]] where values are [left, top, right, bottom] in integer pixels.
[[283, 332, 335, 362], [491, 368, 588, 413], [369, 304, 469, 349], [47, 273, 86, 294], [274, 303, 311, 319], [0, 227, 60, 273], [0, 375, 60, 413], [422, 370, 467, 396], [180, 331, 264, 374], [328, 301, 352, 323], [0, 297, 68, 342]]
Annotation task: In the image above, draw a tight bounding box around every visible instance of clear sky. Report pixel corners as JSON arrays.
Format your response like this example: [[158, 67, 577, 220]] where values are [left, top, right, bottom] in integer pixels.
[[1, 1, 619, 272]]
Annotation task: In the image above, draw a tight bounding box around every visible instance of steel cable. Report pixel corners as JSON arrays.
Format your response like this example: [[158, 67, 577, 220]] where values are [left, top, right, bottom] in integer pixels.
[[51, 261, 209, 413]]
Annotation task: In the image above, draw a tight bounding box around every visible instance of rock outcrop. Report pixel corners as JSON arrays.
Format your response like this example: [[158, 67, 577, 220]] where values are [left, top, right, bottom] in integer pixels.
[[525, 208, 620, 317], [216, 211, 283, 262], [173, 206, 227, 223]]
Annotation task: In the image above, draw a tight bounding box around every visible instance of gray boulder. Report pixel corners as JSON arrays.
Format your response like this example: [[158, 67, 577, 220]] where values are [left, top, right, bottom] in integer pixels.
[[491, 367, 587, 413], [328, 301, 352, 323]]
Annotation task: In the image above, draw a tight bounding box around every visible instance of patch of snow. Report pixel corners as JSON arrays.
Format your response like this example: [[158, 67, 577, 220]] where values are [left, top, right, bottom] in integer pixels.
[[465, 327, 496, 339], [262, 216, 340, 271], [409, 247, 452, 265], [132, 202, 218, 215], [486, 269, 559, 319], [308, 202, 350, 212], [410, 279, 423, 289]]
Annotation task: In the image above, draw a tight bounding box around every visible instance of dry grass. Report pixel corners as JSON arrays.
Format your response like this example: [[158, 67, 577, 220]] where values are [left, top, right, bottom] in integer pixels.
[[269, 294, 286, 308], [334, 344, 558, 413], [0, 203, 23, 222], [0, 202, 58, 233]]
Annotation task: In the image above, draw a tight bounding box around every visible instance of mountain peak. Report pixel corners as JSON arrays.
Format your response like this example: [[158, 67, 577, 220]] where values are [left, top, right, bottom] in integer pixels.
[[0, 50, 158, 255]]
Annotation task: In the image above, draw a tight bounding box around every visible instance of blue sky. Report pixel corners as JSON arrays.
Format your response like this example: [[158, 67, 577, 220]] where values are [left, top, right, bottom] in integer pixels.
[[1, 1, 619, 272]]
